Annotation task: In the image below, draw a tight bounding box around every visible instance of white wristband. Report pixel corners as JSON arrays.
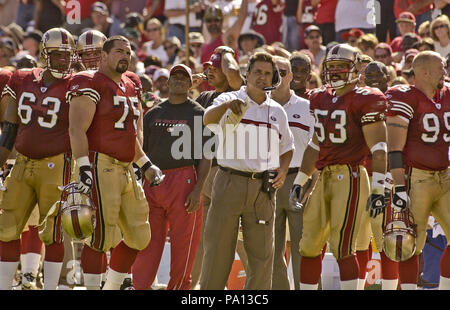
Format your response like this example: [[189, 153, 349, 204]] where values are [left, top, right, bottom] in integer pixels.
[[76, 156, 90, 168], [372, 172, 385, 194], [135, 155, 151, 169], [294, 171, 309, 186], [385, 172, 394, 191], [370, 142, 387, 154]]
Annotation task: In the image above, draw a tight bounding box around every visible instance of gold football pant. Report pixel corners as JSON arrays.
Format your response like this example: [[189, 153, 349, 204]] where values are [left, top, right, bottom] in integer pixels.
[[0, 153, 72, 244], [300, 164, 369, 259], [80, 152, 150, 253]]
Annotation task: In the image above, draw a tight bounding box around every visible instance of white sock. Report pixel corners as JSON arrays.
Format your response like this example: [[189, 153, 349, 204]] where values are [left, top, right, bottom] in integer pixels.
[[43, 261, 62, 290], [20, 254, 25, 271], [22, 253, 41, 277], [0, 261, 19, 290], [300, 283, 319, 290], [357, 278, 366, 290], [439, 276, 450, 290], [83, 273, 102, 290], [400, 283, 417, 290], [382, 279, 398, 290], [102, 268, 127, 290], [340, 279, 358, 290]]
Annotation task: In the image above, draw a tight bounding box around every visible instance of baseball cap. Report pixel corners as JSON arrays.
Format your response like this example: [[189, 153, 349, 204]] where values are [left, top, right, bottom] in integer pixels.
[[121, 12, 143, 29], [404, 48, 419, 59], [203, 52, 222, 70], [0, 37, 17, 52], [24, 29, 43, 43], [238, 30, 265, 50], [170, 64, 193, 83], [396, 11, 416, 24], [189, 32, 204, 44], [153, 68, 170, 81], [375, 42, 393, 55], [204, 5, 224, 21], [305, 25, 321, 37], [91, 1, 108, 15], [164, 36, 181, 48], [341, 28, 365, 41]]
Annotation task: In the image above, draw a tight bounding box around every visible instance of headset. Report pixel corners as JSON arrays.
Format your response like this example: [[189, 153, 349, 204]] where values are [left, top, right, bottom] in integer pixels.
[[246, 53, 281, 91]]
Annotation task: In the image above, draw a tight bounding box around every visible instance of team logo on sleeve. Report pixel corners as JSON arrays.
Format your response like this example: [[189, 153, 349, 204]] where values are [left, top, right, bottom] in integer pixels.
[[293, 114, 300, 119], [71, 84, 80, 90]]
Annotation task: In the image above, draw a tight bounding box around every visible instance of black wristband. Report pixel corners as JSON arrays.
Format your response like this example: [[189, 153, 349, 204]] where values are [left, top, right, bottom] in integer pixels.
[[141, 161, 152, 173], [395, 185, 406, 193], [0, 121, 18, 151], [388, 151, 404, 170]]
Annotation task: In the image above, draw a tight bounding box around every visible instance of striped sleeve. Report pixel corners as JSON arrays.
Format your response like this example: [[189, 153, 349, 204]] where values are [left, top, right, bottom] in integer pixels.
[[2, 84, 16, 100], [66, 87, 101, 104], [67, 73, 101, 105], [388, 99, 414, 120]]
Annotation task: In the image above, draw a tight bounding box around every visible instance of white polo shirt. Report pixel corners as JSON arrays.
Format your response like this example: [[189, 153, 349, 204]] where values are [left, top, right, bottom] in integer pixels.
[[280, 91, 315, 168], [205, 86, 295, 172]]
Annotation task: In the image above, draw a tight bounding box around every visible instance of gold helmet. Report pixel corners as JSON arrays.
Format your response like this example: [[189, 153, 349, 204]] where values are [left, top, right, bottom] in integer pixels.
[[383, 208, 417, 262], [60, 182, 96, 240], [323, 43, 360, 89], [40, 28, 75, 78], [77, 30, 107, 70]]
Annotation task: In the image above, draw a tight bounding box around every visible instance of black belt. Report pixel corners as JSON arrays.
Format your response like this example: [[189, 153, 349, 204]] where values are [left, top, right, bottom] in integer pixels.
[[288, 167, 299, 174], [219, 166, 264, 179]]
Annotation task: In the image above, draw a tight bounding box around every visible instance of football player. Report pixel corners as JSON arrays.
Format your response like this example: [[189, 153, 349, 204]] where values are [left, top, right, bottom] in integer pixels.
[[290, 44, 388, 290], [251, 0, 285, 45], [0, 28, 76, 290], [354, 61, 399, 290], [76, 29, 107, 71], [67, 36, 162, 290], [386, 51, 450, 290]]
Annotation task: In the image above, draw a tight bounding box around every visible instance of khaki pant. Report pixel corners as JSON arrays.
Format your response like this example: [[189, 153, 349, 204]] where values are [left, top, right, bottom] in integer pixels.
[[0, 153, 72, 244], [200, 169, 275, 290], [300, 165, 369, 259], [80, 152, 150, 253], [272, 172, 303, 290]]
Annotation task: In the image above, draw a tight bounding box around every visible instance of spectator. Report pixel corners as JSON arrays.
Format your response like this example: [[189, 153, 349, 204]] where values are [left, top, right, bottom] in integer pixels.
[[401, 67, 415, 84], [200, 2, 248, 65], [390, 12, 417, 53], [413, 37, 434, 52], [163, 36, 181, 66], [357, 33, 379, 60], [390, 75, 408, 86], [303, 25, 326, 67], [386, 64, 398, 84], [335, 0, 375, 43], [430, 14, 450, 58], [123, 27, 142, 50], [34, 0, 64, 33], [296, 0, 316, 50], [283, 0, 300, 51], [341, 28, 365, 47], [356, 54, 373, 87], [109, 0, 147, 36], [22, 29, 42, 59], [163, 0, 204, 44], [376, 0, 396, 43], [141, 18, 168, 66], [62, 0, 97, 37], [237, 30, 265, 59], [307, 70, 322, 89], [373, 42, 402, 76], [393, 0, 433, 32], [153, 67, 169, 98], [0, 0, 20, 27], [142, 0, 165, 24], [15, 0, 35, 31], [139, 73, 161, 113], [0, 37, 17, 67], [435, 0, 450, 21], [289, 51, 312, 99], [189, 32, 204, 66], [418, 20, 431, 38], [143, 55, 163, 68], [313, 0, 338, 45], [250, 0, 284, 45], [121, 12, 145, 45], [91, 1, 112, 37], [403, 48, 419, 70]]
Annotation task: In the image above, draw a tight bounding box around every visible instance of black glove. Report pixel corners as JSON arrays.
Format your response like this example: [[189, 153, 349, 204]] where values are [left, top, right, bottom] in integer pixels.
[[366, 193, 385, 218], [289, 184, 304, 212], [132, 163, 142, 184], [77, 165, 93, 194], [392, 186, 410, 211]]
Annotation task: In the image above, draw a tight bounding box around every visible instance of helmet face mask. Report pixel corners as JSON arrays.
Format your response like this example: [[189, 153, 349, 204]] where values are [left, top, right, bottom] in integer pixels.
[[383, 208, 417, 262], [76, 30, 107, 70], [60, 182, 96, 240], [78, 48, 103, 70], [323, 44, 360, 90], [40, 28, 75, 79]]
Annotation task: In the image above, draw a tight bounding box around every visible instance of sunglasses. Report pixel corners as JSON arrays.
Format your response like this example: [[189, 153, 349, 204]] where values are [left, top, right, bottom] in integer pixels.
[[279, 69, 288, 77], [147, 27, 160, 32], [433, 24, 447, 30]]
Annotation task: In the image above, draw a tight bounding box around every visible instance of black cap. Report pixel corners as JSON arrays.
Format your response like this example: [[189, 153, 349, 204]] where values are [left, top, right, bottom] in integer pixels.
[[305, 25, 321, 37], [122, 12, 143, 29], [0, 37, 17, 51], [24, 29, 43, 43]]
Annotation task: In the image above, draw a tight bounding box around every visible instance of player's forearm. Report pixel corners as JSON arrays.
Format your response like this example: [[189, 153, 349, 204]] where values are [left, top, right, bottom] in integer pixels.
[[69, 128, 89, 161], [299, 146, 318, 176], [193, 158, 211, 192], [279, 149, 293, 174], [371, 150, 387, 174], [390, 167, 406, 187]]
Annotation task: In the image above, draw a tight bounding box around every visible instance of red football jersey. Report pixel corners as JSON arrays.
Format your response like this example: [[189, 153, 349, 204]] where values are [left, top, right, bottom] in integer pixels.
[[309, 86, 388, 170], [251, 0, 285, 45], [2, 68, 71, 159], [386, 85, 450, 171], [0, 68, 12, 95], [67, 71, 140, 162]]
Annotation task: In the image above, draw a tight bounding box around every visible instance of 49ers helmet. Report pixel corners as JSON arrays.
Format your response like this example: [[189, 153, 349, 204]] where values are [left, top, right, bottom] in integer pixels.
[[40, 28, 75, 78], [77, 30, 107, 70], [383, 208, 417, 262], [323, 43, 360, 90], [60, 182, 96, 240]]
